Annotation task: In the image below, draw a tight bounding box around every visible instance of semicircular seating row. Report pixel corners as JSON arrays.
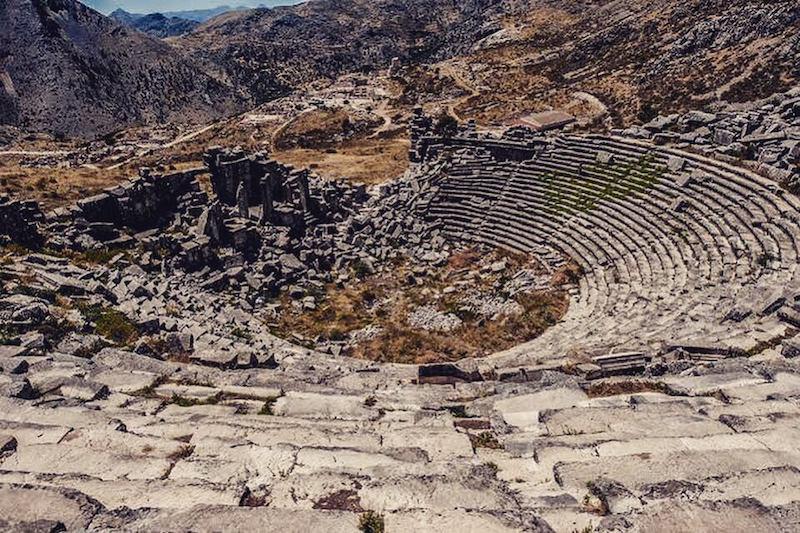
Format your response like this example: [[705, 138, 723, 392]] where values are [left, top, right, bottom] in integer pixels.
[[422, 134, 800, 358]]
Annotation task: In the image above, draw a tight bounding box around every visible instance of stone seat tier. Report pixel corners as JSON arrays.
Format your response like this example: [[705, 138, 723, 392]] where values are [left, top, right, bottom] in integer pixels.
[[427, 134, 800, 354], [575, 136, 800, 265], [546, 140, 794, 281], [546, 145, 771, 273]]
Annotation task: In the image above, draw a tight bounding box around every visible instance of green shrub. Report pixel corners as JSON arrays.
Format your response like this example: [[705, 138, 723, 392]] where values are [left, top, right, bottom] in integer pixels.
[[78, 304, 139, 345], [433, 111, 459, 137], [231, 327, 253, 340], [258, 397, 278, 415], [358, 511, 385, 533], [352, 260, 372, 279]]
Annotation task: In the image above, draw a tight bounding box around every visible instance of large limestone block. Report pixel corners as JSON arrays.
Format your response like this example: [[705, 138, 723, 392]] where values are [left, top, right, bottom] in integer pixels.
[[386, 509, 550, 533], [380, 427, 473, 461], [358, 478, 512, 512], [493, 387, 588, 431], [92, 370, 160, 394], [0, 483, 102, 530], [158, 403, 241, 418], [60, 427, 187, 459], [170, 444, 296, 487], [192, 421, 382, 451], [220, 385, 282, 400], [294, 448, 404, 475], [93, 506, 359, 533], [0, 471, 245, 510], [722, 372, 800, 402], [60, 378, 110, 401], [268, 472, 363, 509], [93, 347, 172, 374], [155, 383, 221, 401], [661, 372, 766, 396], [554, 449, 800, 493], [697, 466, 800, 507], [594, 432, 769, 457], [2, 444, 171, 481], [26, 367, 85, 395], [190, 350, 239, 370], [620, 499, 783, 533], [169, 457, 250, 486], [542, 403, 732, 438], [0, 398, 107, 428], [273, 392, 376, 420]]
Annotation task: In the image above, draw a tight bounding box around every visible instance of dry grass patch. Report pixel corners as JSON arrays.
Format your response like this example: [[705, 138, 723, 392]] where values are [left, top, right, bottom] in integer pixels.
[[273, 107, 383, 150], [273, 137, 409, 185], [271, 248, 570, 364], [0, 161, 131, 210]]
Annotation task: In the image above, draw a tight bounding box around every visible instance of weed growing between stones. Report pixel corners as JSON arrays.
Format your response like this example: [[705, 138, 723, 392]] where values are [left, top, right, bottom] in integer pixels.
[[543, 153, 665, 214], [170, 393, 221, 407], [231, 327, 253, 340], [258, 397, 278, 415], [358, 511, 385, 533], [77, 303, 139, 345]]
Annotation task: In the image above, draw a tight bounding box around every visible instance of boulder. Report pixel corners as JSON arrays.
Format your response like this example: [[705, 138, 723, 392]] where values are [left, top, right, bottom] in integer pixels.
[[60, 379, 110, 401]]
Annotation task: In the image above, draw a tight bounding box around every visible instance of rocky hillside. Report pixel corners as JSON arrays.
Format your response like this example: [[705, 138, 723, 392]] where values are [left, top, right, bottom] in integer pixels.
[[152, 0, 800, 127], [445, 0, 800, 126], [2, 0, 798, 139], [175, 0, 502, 104], [0, 0, 246, 138]]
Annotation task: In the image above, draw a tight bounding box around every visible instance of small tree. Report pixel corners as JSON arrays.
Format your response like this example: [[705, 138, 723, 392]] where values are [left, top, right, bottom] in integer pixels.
[[358, 511, 385, 533], [433, 110, 459, 137]]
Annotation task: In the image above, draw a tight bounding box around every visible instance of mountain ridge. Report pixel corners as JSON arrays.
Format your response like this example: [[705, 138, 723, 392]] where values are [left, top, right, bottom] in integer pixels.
[[0, 0, 246, 138], [2, 0, 798, 139], [109, 9, 199, 37]]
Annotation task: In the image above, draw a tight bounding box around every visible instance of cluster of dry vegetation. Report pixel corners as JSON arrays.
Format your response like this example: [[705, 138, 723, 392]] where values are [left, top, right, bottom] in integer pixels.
[[270, 104, 410, 185], [272, 107, 384, 150], [272, 137, 410, 185], [270, 247, 570, 364]]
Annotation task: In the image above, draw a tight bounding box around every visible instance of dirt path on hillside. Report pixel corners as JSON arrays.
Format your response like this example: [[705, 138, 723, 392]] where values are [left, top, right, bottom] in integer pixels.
[[106, 122, 224, 170], [439, 62, 480, 121]]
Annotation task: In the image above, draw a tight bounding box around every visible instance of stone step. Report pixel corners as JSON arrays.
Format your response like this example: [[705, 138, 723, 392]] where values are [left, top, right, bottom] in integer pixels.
[[554, 448, 800, 494], [0, 471, 245, 510], [92, 506, 360, 532], [541, 401, 732, 438], [0, 483, 102, 530]]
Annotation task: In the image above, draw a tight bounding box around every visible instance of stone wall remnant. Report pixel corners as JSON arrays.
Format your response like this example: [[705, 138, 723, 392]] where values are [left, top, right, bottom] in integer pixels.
[[0, 194, 43, 248]]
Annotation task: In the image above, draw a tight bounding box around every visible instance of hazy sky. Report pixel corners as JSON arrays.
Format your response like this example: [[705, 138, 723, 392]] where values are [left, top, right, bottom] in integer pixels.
[[82, 0, 302, 14]]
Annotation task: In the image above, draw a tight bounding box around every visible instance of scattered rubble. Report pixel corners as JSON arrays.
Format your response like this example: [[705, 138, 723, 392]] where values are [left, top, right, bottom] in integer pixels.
[[2, 110, 800, 531], [621, 87, 800, 189]]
